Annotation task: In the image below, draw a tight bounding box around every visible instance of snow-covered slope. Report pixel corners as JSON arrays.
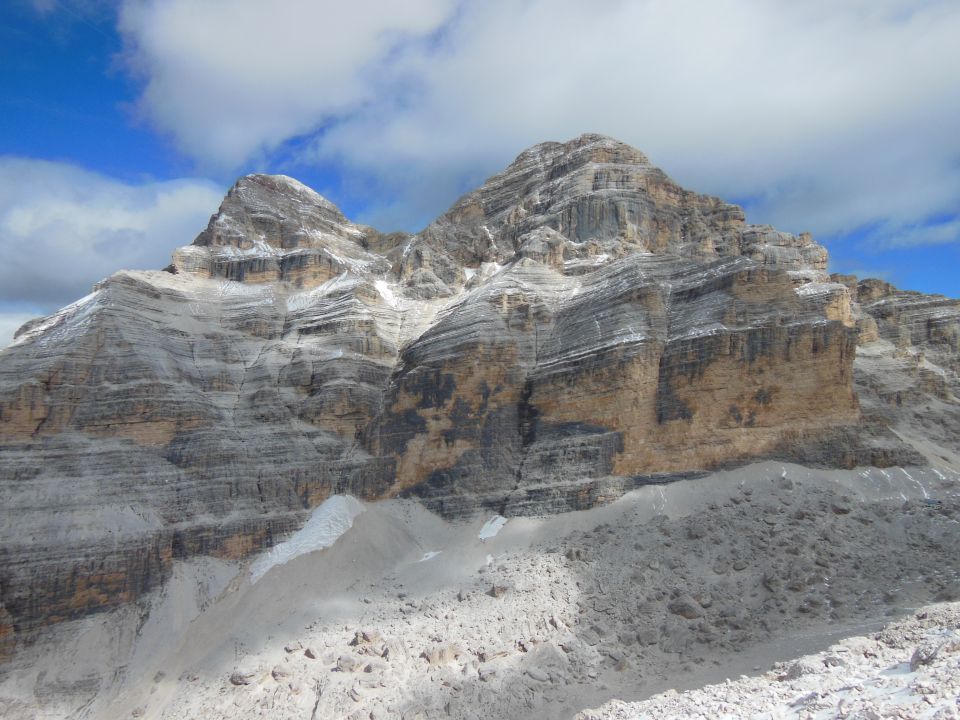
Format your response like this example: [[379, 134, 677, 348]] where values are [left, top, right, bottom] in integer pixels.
[[249, 495, 365, 582]]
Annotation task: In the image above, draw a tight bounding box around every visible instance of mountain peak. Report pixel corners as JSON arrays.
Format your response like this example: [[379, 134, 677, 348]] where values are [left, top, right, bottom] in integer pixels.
[[169, 134, 829, 290], [418, 133, 755, 273], [229, 173, 334, 208], [190, 172, 354, 251], [171, 172, 389, 282], [516, 132, 652, 168]]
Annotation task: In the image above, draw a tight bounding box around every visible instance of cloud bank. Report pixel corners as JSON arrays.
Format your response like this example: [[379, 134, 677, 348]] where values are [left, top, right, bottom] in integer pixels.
[[118, 0, 456, 169], [118, 0, 960, 246], [0, 158, 222, 345]]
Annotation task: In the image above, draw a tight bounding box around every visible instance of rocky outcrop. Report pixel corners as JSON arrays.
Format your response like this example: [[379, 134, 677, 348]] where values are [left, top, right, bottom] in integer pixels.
[[834, 275, 960, 467], [0, 134, 949, 656], [172, 174, 396, 284]]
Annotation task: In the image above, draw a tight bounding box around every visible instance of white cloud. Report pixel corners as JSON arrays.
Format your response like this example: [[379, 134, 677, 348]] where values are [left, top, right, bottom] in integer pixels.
[[0, 158, 223, 308], [0, 312, 40, 349], [118, 0, 960, 244], [873, 218, 960, 249], [118, 0, 456, 168]]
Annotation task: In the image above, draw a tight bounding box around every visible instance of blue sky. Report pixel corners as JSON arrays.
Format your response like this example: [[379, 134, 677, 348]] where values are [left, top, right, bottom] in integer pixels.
[[2, 0, 959, 344]]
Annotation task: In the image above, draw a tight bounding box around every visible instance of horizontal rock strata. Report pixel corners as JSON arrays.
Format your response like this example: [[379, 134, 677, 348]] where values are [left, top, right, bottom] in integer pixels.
[[0, 134, 955, 656]]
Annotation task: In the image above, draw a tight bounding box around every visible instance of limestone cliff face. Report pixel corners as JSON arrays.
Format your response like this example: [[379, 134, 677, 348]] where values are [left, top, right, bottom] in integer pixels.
[[378, 255, 863, 516], [834, 275, 960, 468], [0, 134, 948, 657]]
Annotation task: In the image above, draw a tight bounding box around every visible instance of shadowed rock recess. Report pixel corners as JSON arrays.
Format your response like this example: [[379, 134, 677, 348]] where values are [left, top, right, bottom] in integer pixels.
[[1, 134, 957, 656]]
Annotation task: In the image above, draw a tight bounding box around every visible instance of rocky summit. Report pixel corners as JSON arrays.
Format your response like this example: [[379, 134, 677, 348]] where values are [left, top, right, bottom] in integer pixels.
[[1, 133, 958, 663]]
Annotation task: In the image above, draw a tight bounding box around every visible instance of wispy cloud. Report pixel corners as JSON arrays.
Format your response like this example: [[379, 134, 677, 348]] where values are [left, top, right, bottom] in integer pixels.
[[29, 0, 56, 14], [873, 217, 960, 249]]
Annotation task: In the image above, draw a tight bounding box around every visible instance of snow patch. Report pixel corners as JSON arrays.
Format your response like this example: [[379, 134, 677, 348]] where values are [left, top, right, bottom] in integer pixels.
[[479, 515, 508, 541], [249, 495, 365, 583], [10, 291, 101, 347], [481, 261, 504, 279], [374, 279, 400, 308], [286, 272, 356, 311], [795, 281, 846, 297], [418, 551, 442, 562], [269, 174, 320, 198], [215, 280, 276, 305]]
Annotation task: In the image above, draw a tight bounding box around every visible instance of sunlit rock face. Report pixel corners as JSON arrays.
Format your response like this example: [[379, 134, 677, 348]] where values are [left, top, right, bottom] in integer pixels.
[[0, 134, 952, 654]]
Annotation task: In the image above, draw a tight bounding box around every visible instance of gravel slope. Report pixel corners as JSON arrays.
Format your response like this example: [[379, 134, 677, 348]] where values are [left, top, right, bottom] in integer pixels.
[[578, 602, 960, 719], [1, 460, 957, 720]]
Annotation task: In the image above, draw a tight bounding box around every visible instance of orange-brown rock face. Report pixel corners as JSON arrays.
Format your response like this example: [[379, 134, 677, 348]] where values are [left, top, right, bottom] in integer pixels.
[[0, 134, 936, 653], [532, 316, 858, 475], [379, 254, 874, 516]]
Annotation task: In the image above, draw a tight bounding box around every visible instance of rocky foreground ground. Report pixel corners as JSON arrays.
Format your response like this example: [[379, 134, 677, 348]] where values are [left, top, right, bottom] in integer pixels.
[[1, 460, 957, 719], [579, 602, 960, 719]]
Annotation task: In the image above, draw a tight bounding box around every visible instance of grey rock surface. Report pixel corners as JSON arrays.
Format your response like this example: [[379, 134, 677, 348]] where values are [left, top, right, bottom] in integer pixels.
[[0, 134, 956, 659]]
